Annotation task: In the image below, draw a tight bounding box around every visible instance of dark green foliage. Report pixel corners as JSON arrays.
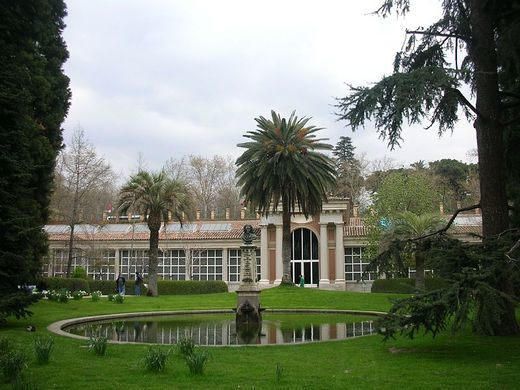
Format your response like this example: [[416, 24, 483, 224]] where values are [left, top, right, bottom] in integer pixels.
[[142, 346, 170, 372], [0, 1, 70, 322], [376, 233, 520, 338], [156, 280, 228, 295], [236, 111, 336, 218], [371, 278, 450, 293], [1, 349, 28, 383], [0, 292, 39, 323], [184, 349, 209, 375], [41, 278, 90, 293], [40, 278, 227, 295], [177, 337, 195, 358], [33, 336, 53, 365]]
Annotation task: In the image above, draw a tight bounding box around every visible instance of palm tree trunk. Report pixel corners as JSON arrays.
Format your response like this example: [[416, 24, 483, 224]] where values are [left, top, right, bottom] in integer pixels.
[[281, 196, 292, 284], [148, 214, 161, 296], [414, 252, 425, 292]]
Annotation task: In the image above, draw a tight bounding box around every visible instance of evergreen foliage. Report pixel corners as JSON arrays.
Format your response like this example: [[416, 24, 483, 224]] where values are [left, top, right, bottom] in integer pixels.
[[332, 136, 364, 201], [0, 1, 70, 322], [376, 232, 520, 338], [236, 111, 336, 283], [337, 0, 520, 335]]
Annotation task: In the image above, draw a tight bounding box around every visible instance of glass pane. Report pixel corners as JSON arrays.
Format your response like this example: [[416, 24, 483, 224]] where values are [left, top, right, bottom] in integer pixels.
[[312, 234, 318, 260], [312, 261, 319, 284], [303, 262, 311, 284], [293, 229, 302, 260], [303, 230, 311, 260]]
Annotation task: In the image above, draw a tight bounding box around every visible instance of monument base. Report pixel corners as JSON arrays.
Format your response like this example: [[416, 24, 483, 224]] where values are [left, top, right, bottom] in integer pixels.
[[236, 287, 262, 324]]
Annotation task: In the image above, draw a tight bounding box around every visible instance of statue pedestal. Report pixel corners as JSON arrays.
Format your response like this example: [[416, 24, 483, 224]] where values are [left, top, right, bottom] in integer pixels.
[[235, 235, 262, 325]]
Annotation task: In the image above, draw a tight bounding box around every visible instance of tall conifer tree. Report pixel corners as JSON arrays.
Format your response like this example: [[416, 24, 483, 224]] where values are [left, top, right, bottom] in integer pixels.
[[0, 1, 70, 321]]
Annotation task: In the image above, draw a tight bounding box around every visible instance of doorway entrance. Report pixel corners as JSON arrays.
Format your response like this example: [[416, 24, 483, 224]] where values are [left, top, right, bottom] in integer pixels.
[[290, 228, 319, 287]]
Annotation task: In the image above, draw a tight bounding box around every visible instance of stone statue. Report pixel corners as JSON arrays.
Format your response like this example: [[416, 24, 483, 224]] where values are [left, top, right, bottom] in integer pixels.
[[242, 224, 256, 245]]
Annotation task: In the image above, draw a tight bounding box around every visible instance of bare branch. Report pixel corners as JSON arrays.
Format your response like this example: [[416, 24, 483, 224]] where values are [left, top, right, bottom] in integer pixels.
[[410, 203, 481, 241], [406, 29, 469, 41], [505, 238, 520, 263]]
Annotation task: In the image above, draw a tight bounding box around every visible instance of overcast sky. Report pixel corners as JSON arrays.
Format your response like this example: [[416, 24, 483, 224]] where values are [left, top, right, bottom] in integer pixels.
[[62, 0, 477, 178]]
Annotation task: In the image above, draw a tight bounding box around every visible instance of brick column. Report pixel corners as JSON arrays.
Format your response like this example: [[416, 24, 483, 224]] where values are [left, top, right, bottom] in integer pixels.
[[275, 224, 283, 283]]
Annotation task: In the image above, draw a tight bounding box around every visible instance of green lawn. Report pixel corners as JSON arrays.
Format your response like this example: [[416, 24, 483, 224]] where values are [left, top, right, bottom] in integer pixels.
[[1, 287, 519, 389]]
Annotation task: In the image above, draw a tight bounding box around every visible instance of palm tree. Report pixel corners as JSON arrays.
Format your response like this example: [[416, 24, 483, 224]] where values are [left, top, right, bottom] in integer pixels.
[[236, 111, 336, 284], [388, 211, 443, 290], [118, 171, 192, 296]]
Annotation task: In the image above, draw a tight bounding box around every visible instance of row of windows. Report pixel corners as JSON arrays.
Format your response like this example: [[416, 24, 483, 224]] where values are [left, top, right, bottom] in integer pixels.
[[43, 248, 262, 282], [44, 247, 401, 283]]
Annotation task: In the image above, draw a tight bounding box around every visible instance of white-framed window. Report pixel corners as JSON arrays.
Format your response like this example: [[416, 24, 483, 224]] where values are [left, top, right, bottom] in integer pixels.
[[227, 249, 261, 282], [345, 247, 375, 281], [192, 250, 223, 281], [45, 249, 67, 277], [86, 250, 116, 280], [119, 250, 148, 279], [159, 250, 186, 280]]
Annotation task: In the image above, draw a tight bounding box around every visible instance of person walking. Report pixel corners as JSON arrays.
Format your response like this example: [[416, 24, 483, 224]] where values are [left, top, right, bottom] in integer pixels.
[[116, 274, 126, 295], [135, 272, 143, 296]]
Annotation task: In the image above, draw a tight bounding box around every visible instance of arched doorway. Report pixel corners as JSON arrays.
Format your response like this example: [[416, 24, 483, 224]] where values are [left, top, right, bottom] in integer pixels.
[[290, 228, 319, 287]]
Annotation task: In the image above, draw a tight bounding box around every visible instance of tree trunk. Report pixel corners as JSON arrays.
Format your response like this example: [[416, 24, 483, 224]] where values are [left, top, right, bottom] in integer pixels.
[[469, 0, 519, 335], [281, 196, 292, 284], [469, 0, 509, 238], [66, 224, 75, 277], [147, 214, 161, 296], [414, 252, 425, 292]]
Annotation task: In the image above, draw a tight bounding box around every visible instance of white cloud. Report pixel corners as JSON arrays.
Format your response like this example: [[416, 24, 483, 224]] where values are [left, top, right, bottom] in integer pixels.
[[62, 0, 477, 178]]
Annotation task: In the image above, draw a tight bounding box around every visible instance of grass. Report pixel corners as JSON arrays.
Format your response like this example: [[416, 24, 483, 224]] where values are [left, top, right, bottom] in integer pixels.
[[0, 286, 519, 389]]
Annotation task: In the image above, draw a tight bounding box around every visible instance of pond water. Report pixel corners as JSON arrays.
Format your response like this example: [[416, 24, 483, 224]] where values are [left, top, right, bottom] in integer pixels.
[[64, 313, 377, 346]]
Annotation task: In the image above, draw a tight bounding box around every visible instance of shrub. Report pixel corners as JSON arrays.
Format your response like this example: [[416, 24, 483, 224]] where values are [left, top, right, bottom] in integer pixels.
[[371, 278, 450, 293], [114, 294, 124, 304], [1, 349, 28, 382], [42, 278, 90, 294], [142, 346, 170, 372], [157, 280, 228, 295], [87, 326, 108, 356], [87, 335, 107, 356], [71, 291, 85, 300], [177, 337, 195, 357], [72, 267, 87, 279], [33, 336, 53, 365], [91, 291, 102, 302], [107, 294, 114, 302], [185, 349, 208, 375], [89, 280, 117, 295], [11, 376, 40, 390]]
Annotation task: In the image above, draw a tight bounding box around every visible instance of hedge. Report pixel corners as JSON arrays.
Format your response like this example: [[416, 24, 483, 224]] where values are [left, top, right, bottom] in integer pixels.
[[38, 278, 228, 295], [40, 277, 90, 293], [371, 278, 450, 293], [157, 280, 228, 295]]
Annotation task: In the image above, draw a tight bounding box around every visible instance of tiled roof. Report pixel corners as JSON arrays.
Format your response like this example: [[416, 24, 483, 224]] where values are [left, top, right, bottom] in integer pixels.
[[46, 220, 261, 242]]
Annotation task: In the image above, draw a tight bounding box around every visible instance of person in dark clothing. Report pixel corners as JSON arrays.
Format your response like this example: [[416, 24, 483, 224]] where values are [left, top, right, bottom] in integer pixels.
[[116, 274, 126, 295], [135, 272, 143, 296]]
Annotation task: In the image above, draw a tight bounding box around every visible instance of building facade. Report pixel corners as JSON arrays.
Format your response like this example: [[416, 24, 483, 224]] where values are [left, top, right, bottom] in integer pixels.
[[43, 199, 482, 292]]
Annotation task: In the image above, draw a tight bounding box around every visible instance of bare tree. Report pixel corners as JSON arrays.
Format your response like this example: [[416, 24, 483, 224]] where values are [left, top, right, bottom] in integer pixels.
[[56, 126, 115, 277]]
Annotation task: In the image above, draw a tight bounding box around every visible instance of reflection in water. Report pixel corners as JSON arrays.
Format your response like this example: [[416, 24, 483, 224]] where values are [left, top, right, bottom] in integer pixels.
[[66, 314, 376, 346]]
